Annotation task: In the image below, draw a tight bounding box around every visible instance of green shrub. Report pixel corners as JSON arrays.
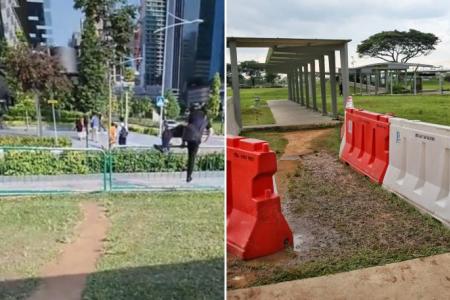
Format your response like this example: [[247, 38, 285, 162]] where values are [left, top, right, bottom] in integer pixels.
[[0, 149, 224, 175], [128, 125, 159, 136], [58, 110, 84, 122], [0, 136, 72, 147]]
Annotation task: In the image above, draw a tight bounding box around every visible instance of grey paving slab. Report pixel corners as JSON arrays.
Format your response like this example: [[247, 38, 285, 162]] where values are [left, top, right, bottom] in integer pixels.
[[0, 171, 224, 194], [243, 100, 340, 132]]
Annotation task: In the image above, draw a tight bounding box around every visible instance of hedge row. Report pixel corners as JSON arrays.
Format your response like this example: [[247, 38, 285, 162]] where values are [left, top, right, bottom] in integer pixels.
[[0, 136, 72, 147], [128, 125, 159, 136], [0, 149, 224, 176]]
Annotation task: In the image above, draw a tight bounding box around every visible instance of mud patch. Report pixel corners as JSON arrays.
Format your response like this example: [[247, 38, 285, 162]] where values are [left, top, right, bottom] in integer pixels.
[[228, 130, 450, 290]]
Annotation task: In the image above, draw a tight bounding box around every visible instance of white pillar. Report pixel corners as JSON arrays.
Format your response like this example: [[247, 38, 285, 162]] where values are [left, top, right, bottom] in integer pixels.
[[304, 64, 310, 108], [229, 41, 242, 128], [311, 60, 317, 111], [329, 52, 338, 118], [319, 55, 327, 115], [340, 44, 350, 104], [299, 66, 305, 106]]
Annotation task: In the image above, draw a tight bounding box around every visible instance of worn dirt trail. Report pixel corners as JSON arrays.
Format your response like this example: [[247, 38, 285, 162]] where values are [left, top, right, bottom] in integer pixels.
[[28, 202, 109, 300], [275, 128, 333, 196], [228, 129, 334, 290]]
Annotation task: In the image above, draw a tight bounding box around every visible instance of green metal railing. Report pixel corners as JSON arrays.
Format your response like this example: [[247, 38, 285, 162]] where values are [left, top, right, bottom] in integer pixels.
[[0, 146, 108, 194], [0, 146, 224, 195]]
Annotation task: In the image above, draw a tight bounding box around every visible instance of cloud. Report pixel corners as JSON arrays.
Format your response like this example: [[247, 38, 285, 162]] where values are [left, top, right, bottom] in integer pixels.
[[226, 0, 450, 68]]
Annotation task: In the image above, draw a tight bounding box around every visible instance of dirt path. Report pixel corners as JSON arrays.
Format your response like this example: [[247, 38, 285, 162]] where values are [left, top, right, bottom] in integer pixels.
[[276, 128, 333, 196], [228, 129, 334, 289], [28, 202, 109, 300], [228, 128, 450, 292], [228, 252, 450, 300]]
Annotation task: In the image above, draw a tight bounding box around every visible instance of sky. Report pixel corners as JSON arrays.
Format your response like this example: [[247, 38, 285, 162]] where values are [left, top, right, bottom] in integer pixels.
[[51, 0, 140, 46], [226, 0, 450, 68]]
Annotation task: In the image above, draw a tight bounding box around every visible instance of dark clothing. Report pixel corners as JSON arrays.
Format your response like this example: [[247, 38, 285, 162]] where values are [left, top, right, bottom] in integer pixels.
[[75, 120, 83, 132], [187, 141, 200, 180], [159, 109, 210, 181], [162, 124, 184, 148], [118, 137, 127, 145]]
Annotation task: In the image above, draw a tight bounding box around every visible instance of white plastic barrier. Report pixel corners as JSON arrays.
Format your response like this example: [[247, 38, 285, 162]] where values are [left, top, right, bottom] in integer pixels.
[[383, 118, 450, 224]]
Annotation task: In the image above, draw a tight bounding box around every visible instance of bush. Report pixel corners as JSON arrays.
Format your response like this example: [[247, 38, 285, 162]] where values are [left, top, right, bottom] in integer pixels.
[[128, 125, 159, 136], [444, 73, 450, 83], [5, 109, 84, 123], [0, 149, 224, 175], [0, 136, 72, 147], [58, 110, 84, 122]]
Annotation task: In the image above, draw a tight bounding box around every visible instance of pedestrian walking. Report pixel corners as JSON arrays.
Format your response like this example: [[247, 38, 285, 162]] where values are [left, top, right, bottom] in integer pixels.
[[98, 113, 107, 133], [109, 122, 118, 148], [75, 117, 84, 140], [118, 117, 128, 146], [90, 113, 100, 142]]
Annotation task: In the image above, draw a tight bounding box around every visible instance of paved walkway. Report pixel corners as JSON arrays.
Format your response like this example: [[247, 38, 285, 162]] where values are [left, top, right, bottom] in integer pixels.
[[243, 100, 339, 131], [228, 253, 450, 300], [0, 125, 224, 151], [0, 171, 224, 194]]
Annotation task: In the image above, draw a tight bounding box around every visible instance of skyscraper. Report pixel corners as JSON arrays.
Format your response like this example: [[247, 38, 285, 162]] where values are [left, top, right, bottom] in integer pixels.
[[17, 0, 53, 47], [137, 0, 224, 102], [179, 0, 224, 104], [138, 0, 167, 96], [0, 0, 23, 46]]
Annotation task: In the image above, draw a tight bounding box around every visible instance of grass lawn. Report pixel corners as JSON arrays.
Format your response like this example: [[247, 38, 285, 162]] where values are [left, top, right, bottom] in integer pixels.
[[0, 196, 82, 299], [83, 192, 224, 300], [230, 86, 450, 126], [242, 130, 288, 158], [212, 120, 225, 135], [0, 192, 224, 300], [422, 79, 450, 91], [228, 87, 288, 126]]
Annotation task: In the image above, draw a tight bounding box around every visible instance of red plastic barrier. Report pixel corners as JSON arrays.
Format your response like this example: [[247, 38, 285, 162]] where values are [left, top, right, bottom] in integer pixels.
[[341, 108, 391, 184], [227, 136, 293, 260]]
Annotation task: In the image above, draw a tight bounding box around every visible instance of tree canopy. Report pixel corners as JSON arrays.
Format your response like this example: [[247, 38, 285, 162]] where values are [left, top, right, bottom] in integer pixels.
[[357, 29, 439, 63], [207, 72, 221, 120], [164, 90, 180, 120], [76, 18, 107, 113], [240, 60, 264, 87], [74, 0, 136, 113]]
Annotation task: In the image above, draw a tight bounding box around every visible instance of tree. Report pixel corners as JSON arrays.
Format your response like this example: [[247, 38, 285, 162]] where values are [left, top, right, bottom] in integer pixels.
[[357, 29, 439, 63], [130, 96, 152, 118], [240, 60, 264, 87], [76, 18, 107, 113], [4, 43, 72, 135], [207, 72, 221, 120], [110, 4, 136, 58], [164, 91, 180, 119], [74, 0, 136, 113], [265, 72, 280, 85]]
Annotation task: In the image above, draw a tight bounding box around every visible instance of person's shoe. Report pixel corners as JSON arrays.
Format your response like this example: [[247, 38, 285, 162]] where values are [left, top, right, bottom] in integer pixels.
[[154, 144, 169, 154], [186, 176, 192, 183]]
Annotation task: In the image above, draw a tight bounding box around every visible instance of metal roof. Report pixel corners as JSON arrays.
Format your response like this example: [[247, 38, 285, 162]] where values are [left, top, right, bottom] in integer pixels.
[[227, 37, 351, 73], [349, 62, 436, 74]]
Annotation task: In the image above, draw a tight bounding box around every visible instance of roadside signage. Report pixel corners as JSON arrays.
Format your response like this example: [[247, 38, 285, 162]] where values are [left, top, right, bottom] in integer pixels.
[[156, 96, 165, 108]]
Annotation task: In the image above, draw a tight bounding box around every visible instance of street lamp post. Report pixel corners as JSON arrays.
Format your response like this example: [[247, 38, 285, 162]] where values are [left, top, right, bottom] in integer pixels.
[[154, 12, 203, 137], [116, 57, 142, 128]]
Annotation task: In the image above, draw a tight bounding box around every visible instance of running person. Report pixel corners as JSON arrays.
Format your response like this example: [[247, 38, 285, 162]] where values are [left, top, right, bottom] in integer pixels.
[[154, 102, 212, 182]]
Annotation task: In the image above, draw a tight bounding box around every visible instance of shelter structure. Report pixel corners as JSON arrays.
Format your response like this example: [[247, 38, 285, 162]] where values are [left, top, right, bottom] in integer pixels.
[[227, 37, 351, 131], [347, 62, 449, 95]]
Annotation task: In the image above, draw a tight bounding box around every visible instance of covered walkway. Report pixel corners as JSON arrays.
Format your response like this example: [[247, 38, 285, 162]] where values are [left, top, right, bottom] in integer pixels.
[[227, 37, 351, 134], [243, 100, 339, 131]]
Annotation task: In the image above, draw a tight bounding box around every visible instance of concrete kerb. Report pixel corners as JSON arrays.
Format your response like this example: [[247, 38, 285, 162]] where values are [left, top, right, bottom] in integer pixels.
[[242, 121, 342, 133]]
